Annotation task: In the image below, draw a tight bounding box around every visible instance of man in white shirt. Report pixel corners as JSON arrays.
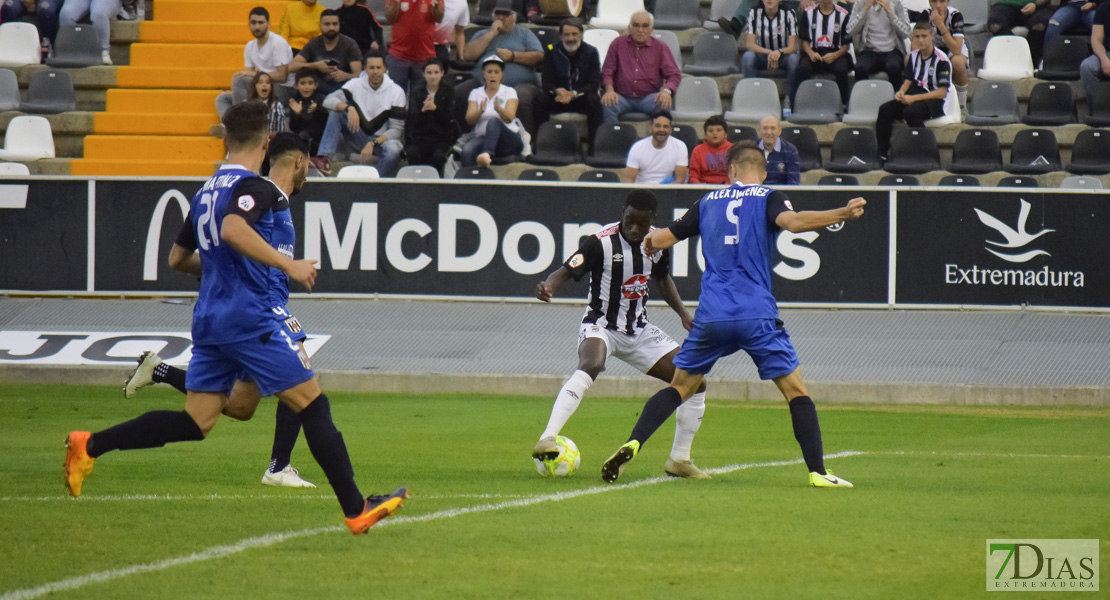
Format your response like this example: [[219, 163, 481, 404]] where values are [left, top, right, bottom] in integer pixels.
[[434, 0, 470, 69], [216, 6, 295, 117], [623, 111, 689, 185]]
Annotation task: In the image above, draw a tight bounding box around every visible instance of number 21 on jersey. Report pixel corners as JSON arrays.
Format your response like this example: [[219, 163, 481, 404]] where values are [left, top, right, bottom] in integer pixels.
[[724, 198, 743, 245], [195, 192, 220, 250]]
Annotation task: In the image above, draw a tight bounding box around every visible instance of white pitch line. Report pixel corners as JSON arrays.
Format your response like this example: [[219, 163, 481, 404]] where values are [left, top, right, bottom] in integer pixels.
[[871, 451, 1110, 460], [0, 492, 530, 503], [0, 450, 863, 600]]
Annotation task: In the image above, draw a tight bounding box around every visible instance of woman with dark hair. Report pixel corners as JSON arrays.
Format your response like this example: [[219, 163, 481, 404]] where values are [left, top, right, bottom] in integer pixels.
[[462, 55, 523, 167], [248, 72, 289, 136], [404, 58, 459, 173]]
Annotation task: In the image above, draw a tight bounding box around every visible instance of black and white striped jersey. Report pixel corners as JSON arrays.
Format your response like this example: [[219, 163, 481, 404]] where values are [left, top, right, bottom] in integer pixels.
[[563, 222, 671, 335], [902, 47, 951, 94], [746, 7, 798, 52], [929, 6, 964, 54], [799, 2, 851, 55]]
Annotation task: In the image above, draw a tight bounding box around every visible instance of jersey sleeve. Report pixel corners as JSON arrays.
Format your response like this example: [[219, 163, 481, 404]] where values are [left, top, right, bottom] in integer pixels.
[[223, 178, 278, 225], [765, 190, 794, 225], [668, 200, 702, 241], [563, 235, 602, 281], [936, 56, 951, 88], [949, 10, 964, 37], [650, 247, 671, 279], [174, 212, 197, 251]]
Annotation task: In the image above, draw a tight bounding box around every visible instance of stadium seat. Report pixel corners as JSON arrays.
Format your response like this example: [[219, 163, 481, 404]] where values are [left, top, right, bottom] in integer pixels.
[[883, 128, 941, 174], [938, 175, 980, 186], [395, 165, 441, 179], [671, 77, 723, 121], [683, 32, 740, 76], [817, 174, 859, 186], [780, 126, 821, 171], [0, 162, 30, 176], [878, 174, 919, 186], [587, 123, 639, 168], [20, 70, 76, 114], [1005, 129, 1061, 175], [586, 123, 639, 168], [590, 0, 645, 30], [454, 166, 497, 179], [727, 125, 758, 143], [724, 78, 780, 123], [1058, 175, 1103, 189], [0, 116, 55, 161], [1083, 82, 1110, 126], [669, 124, 700, 157], [842, 80, 895, 126], [446, 72, 473, 87], [0, 69, 20, 112], [532, 27, 559, 52], [951, 0, 988, 34], [976, 36, 1034, 81], [0, 22, 41, 68], [529, 121, 581, 166], [46, 25, 102, 68], [996, 176, 1040, 188], [1065, 129, 1110, 175], [948, 129, 1003, 175], [1022, 82, 1076, 126], [963, 82, 1020, 126], [652, 0, 702, 30], [1035, 37, 1089, 80], [517, 168, 561, 181], [651, 31, 683, 71], [824, 128, 881, 173], [582, 28, 621, 66], [788, 80, 842, 125], [578, 169, 621, 183], [336, 165, 380, 179], [704, 0, 744, 31]]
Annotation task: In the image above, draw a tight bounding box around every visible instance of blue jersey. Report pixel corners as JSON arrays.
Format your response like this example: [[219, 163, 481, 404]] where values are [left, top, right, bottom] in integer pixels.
[[670, 183, 794, 323]]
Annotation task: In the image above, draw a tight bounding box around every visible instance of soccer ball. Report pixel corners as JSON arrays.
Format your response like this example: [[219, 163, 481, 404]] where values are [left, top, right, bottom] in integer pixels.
[[534, 435, 581, 478]]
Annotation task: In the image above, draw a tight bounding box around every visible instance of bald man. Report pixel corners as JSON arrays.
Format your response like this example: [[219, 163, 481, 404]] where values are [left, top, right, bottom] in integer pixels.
[[756, 115, 800, 186]]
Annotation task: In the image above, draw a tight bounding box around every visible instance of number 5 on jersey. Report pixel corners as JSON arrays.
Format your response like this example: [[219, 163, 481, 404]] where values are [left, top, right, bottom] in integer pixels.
[[725, 198, 743, 245]]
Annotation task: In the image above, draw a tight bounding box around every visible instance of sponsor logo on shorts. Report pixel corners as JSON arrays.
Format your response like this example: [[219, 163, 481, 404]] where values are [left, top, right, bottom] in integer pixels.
[[297, 346, 312, 370], [284, 317, 302, 334], [621, 275, 649, 299]]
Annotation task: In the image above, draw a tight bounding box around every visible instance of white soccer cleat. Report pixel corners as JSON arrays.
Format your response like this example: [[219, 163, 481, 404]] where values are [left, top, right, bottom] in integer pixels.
[[664, 458, 712, 479], [809, 470, 853, 488], [124, 351, 161, 398], [262, 465, 316, 488]]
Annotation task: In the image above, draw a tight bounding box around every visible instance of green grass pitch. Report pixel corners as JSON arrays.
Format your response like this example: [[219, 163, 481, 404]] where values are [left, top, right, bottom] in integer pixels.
[[1, 384, 1107, 599]]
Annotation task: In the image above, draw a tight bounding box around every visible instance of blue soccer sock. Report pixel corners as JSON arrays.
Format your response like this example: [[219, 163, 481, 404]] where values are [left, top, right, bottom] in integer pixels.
[[788, 396, 825, 475], [628, 387, 684, 447], [296, 394, 364, 518]]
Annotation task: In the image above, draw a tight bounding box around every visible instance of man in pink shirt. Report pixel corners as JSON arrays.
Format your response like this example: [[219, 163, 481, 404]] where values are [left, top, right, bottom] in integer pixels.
[[601, 11, 682, 123]]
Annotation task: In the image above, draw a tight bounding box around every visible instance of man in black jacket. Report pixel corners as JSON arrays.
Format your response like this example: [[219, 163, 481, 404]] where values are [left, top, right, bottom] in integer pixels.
[[541, 18, 602, 152]]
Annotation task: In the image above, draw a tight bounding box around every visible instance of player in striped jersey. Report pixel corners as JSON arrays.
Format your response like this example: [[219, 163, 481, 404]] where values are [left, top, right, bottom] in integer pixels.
[[793, 0, 853, 108], [926, 0, 968, 114], [742, 0, 800, 113], [532, 190, 710, 479], [876, 21, 951, 161]]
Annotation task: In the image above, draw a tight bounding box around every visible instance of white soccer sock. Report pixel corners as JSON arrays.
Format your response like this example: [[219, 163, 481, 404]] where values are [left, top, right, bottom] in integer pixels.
[[956, 84, 968, 111], [540, 370, 593, 440], [670, 392, 706, 462]]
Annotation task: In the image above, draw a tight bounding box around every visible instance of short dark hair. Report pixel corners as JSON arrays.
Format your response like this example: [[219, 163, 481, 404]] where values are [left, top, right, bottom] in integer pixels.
[[624, 189, 658, 213], [222, 101, 270, 153], [267, 132, 310, 167], [364, 49, 385, 65], [249, 6, 270, 20], [560, 17, 584, 34], [913, 19, 931, 32], [422, 57, 444, 71], [726, 140, 766, 173], [703, 114, 727, 133], [295, 68, 316, 83], [651, 110, 672, 124], [320, 8, 339, 20]]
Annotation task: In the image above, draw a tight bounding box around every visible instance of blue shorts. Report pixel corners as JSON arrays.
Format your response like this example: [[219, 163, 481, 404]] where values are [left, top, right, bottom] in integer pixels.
[[187, 324, 315, 398], [674, 318, 799, 380], [232, 308, 307, 385]]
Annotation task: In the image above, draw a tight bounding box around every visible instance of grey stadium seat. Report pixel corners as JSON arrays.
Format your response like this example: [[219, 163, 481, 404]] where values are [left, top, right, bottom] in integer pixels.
[[670, 77, 723, 121], [1058, 176, 1103, 189], [883, 128, 941, 174], [964, 82, 1019, 126], [46, 25, 102, 68], [683, 32, 741, 76], [842, 80, 895, 126], [395, 165, 441, 179], [948, 129, 1003, 175], [0, 69, 20, 112], [1066, 129, 1110, 175], [824, 127, 881, 173], [1022, 82, 1076, 126], [788, 80, 842, 125], [704, 0, 745, 31], [724, 78, 780, 123], [19, 69, 76, 114], [1004, 129, 1061, 175], [652, 31, 683, 70], [653, 0, 702, 30], [780, 126, 821, 171]]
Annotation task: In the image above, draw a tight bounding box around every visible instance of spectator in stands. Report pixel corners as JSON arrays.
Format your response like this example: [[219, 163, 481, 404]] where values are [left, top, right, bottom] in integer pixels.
[[1080, 1, 1110, 112], [248, 73, 289, 136], [386, 0, 444, 93], [462, 55, 525, 167], [405, 58, 459, 173], [622, 111, 688, 184], [719, 0, 812, 38], [434, 0, 470, 71], [337, 0, 384, 56], [314, 50, 407, 176], [742, 0, 801, 115], [793, 0, 853, 109], [280, 0, 326, 53], [461, 0, 545, 135], [601, 11, 682, 124], [1047, 1, 1108, 48], [876, 21, 950, 161], [288, 68, 329, 156], [688, 115, 732, 185], [847, 0, 912, 91], [2, 0, 62, 54], [757, 115, 800, 185], [289, 10, 363, 96], [541, 17, 602, 152], [927, 0, 968, 115], [216, 7, 294, 119], [59, 0, 118, 65], [988, 0, 1052, 66]]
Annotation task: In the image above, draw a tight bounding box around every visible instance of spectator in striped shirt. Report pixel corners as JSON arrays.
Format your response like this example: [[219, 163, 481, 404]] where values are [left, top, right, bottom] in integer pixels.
[[719, 0, 813, 38], [793, 0, 853, 107], [875, 21, 950, 160], [847, 0, 912, 91], [741, 0, 801, 115], [926, 0, 968, 115]]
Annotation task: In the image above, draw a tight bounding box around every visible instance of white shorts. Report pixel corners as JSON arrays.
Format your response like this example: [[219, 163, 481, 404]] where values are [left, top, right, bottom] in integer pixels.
[[578, 322, 679, 374]]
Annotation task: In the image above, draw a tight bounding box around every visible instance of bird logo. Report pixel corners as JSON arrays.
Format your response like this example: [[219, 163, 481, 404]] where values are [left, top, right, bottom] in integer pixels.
[[973, 199, 1053, 263]]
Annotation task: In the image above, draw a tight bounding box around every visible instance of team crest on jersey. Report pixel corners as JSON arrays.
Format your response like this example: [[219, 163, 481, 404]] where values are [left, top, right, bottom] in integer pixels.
[[568, 253, 584, 268], [784, 200, 794, 210], [238, 195, 256, 211], [284, 316, 302, 334], [621, 275, 649, 299]]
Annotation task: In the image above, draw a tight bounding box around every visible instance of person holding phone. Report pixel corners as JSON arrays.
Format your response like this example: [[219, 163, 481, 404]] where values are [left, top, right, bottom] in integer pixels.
[[289, 9, 364, 95]]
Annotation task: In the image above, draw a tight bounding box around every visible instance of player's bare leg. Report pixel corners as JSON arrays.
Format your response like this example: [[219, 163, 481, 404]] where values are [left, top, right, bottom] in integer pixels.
[[951, 54, 969, 114], [646, 350, 710, 479], [534, 338, 607, 460], [773, 368, 852, 488]]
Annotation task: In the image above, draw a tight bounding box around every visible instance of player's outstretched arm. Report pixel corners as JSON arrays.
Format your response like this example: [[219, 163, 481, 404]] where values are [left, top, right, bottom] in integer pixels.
[[642, 228, 679, 255], [775, 197, 866, 233], [221, 214, 318, 291], [654, 274, 694, 331], [168, 244, 201, 276], [535, 266, 572, 302]]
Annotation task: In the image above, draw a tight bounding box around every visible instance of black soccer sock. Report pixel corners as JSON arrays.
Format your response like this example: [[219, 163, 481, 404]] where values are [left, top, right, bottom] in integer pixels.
[[788, 396, 825, 475], [152, 363, 188, 394], [268, 401, 302, 473], [87, 410, 204, 458], [296, 394, 364, 517], [628, 387, 684, 447]]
